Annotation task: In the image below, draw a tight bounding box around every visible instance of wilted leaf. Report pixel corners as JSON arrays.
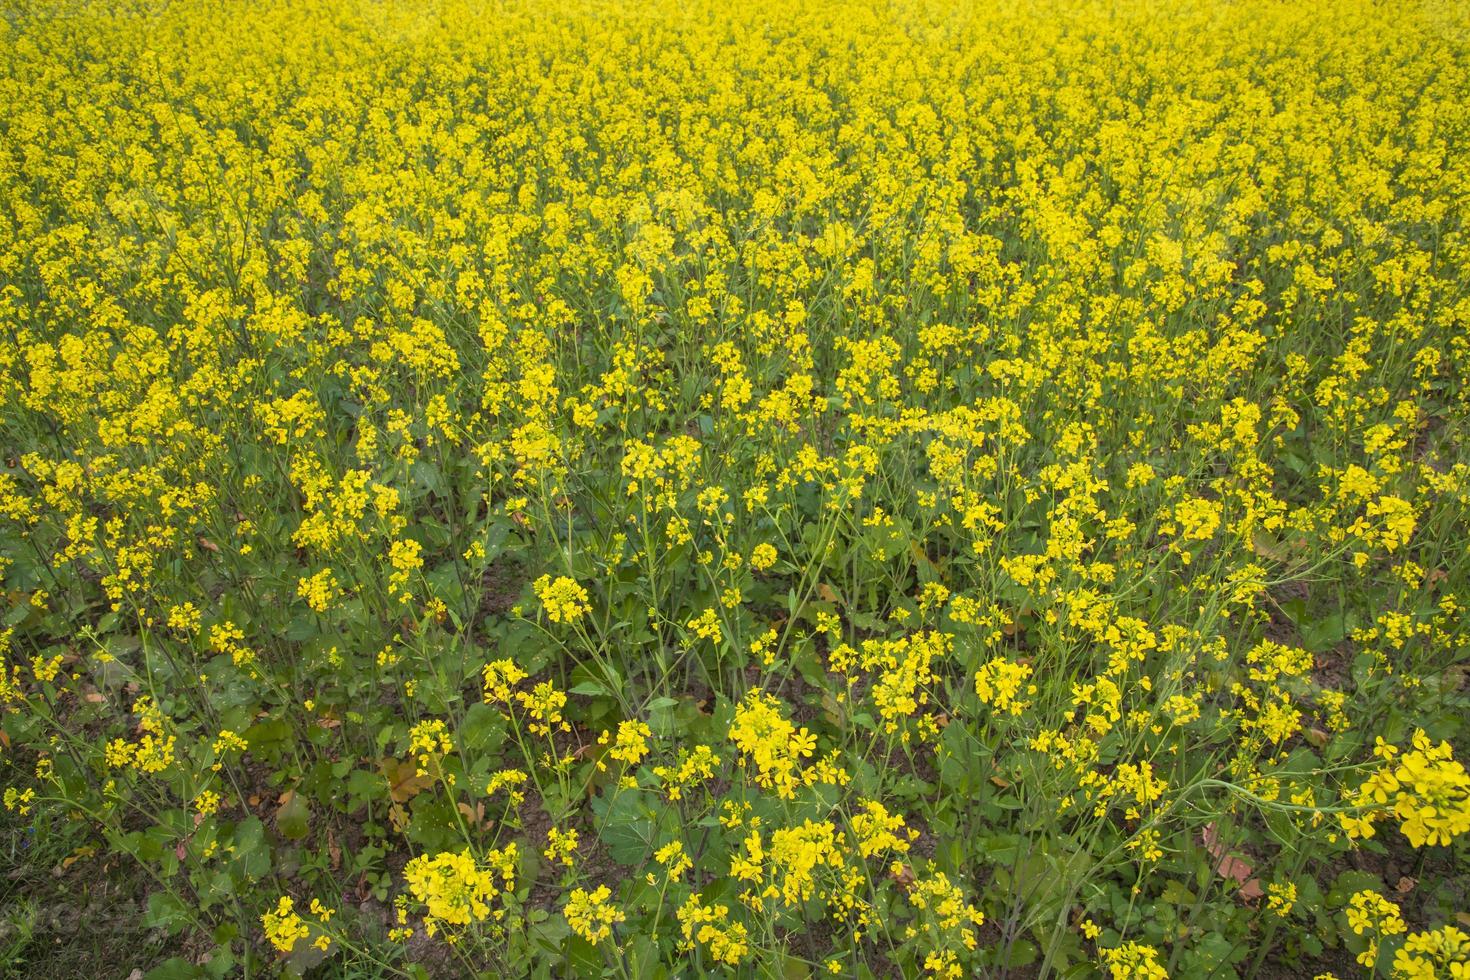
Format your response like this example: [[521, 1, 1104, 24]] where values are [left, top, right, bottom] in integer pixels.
[[379, 756, 432, 804], [1248, 529, 1291, 562], [53, 845, 96, 875], [458, 800, 491, 830], [1201, 823, 1261, 901], [276, 790, 310, 840]]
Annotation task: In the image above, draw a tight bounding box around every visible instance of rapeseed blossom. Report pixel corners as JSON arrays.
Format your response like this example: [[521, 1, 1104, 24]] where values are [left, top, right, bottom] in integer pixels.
[[0, 0, 1466, 976]]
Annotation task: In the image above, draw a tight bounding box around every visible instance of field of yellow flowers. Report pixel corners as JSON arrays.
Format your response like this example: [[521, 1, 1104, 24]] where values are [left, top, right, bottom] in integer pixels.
[[1, 0, 1469, 976]]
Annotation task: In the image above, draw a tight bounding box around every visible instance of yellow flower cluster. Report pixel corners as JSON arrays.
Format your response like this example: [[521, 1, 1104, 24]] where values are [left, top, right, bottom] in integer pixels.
[[1098, 941, 1169, 980], [601, 719, 653, 767], [261, 897, 310, 954], [104, 696, 177, 775], [850, 800, 913, 859], [533, 575, 591, 624], [0, 0, 1466, 975], [543, 827, 578, 869], [1393, 924, 1470, 979], [677, 894, 750, 965], [653, 744, 720, 801], [564, 885, 625, 945], [728, 691, 821, 799], [973, 656, 1035, 716], [407, 719, 454, 773], [1340, 731, 1470, 847], [906, 872, 987, 979], [402, 846, 518, 937], [1345, 890, 1407, 968], [296, 568, 341, 613], [482, 659, 529, 704], [516, 680, 569, 737], [260, 897, 333, 955]]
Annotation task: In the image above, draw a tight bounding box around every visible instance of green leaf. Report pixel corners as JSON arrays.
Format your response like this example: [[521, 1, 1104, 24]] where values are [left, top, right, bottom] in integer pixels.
[[1159, 879, 1196, 904], [144, 892, 191, 935], [1000, 938, 1038, 968], [276, 790, 311, 840], [144, 957, 204, 980], [562, 934, 605, 978], [594, 790, 660, 866], [232, 817, 272, 879], [459, 701, 508, 756]]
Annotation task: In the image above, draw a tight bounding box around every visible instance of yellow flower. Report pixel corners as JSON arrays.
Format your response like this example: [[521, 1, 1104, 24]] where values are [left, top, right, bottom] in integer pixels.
[[296, 568, 341, 612], [974, 656, 1034, 716], [262, 897, 310, 954], [30, 653, 64, 684], [194, 789, 222, 816], [485, 769, 529, 807], [749, 543, 778, 571], [2, 787, 36, 815], [851, 800, 911, 858], [564, 885, 624, 944], [1393, 924, 1470, 978], [1266, 882, 1296, 918], [1098, 941, 1168, 979], [654, 840, 692, 881], [601, 719, 653, 766], [516, 679, 569, 735], [1345, 890, 1406, 967], [483, 658, 529, 704], [544, 827, 579, 868], [534, 574, 591, 624], [677, 894, 749, 964], [403, 846, 518, 936], [407, 719, 454, 771]]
